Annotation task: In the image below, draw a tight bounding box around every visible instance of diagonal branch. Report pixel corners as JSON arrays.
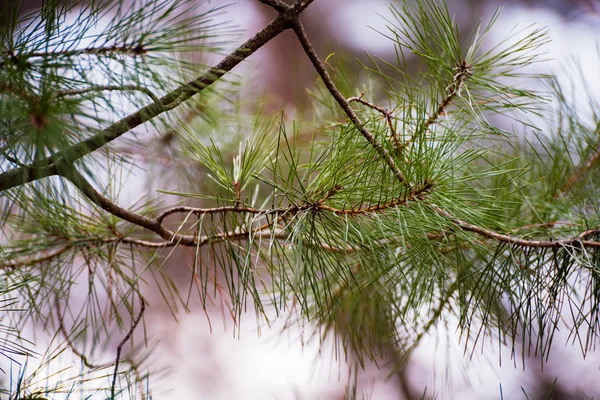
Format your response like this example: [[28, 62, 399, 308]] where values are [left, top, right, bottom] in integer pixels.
[[63, 168, 197, 246], [0, 6, 308, 192], [111, 297, 145, 399], [290, 19, 408, 186], [424, 60, 472, 129], [348, 95, 402, 150], [560, 142, 600, 196]]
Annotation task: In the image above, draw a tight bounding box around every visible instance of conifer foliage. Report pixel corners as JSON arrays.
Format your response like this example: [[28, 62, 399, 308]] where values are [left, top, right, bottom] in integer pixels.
[[1, 0, 599, 397]]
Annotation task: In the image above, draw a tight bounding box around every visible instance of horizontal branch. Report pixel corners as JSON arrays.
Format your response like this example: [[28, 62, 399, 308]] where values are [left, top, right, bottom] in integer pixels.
[[5, 43, 148, 61], [0, 171, 432, 269], [6, 198, 600, 271], [431, 204, 600, 248], [1, 246, 72, 269], [156, 205, 280, 224]]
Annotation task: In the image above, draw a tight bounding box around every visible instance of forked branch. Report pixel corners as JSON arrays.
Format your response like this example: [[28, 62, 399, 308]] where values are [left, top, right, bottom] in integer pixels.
[[290, 19, 408, 186], [348, 95, 402, 150]]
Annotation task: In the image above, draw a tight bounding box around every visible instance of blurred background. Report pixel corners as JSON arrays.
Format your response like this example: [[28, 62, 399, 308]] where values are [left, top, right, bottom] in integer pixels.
[[6, 0, 600, 398]]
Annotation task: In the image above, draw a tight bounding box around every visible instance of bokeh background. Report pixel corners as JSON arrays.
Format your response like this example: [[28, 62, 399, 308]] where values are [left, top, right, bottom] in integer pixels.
[[6, 0, 600, 398]]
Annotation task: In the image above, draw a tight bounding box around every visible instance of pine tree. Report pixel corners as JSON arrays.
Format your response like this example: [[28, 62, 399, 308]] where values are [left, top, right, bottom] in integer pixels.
[[1, 0, 599, 398]]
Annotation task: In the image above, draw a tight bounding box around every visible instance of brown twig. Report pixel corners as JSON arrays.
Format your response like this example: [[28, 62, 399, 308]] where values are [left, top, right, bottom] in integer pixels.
[[55, 298, 99, 369], [347, 95, 402, 150], [156, 205, 277, 224], [6, 44, 148, 60], [62, 170, 600, 251], [423, 60, 472, 129], [111, 297, 146, 399], [2, 246, 72, 269], [431, 204, 600, 248], [66, 165, 429, 246], [559, 142, 600, 196], [291, 19, 407, 186], [0, 179, 432, 269]]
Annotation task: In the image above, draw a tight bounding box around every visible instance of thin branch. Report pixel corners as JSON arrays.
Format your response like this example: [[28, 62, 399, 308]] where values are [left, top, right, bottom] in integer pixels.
[[431, 204, 600, 248], [348, 95, 402, 150], [0, 6, 307, 192], [64, 168, 196, 245], [111, 297, 146, 399], [291, 19, 407, 186], [560, 142, 600, 196], [6, 44, 148, 60], [423, 89, 458, 129], [156, 184, 428, 222], [1, 246, 71, 269], [156, 205, 278, 224], [10, 172, 598, 272], [55, 299, 100, 369], [423, 60, 472, 129]]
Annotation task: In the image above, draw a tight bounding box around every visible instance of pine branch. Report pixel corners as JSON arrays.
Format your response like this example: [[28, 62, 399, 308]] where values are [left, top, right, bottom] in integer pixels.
[[3, 43, 148, 61], [0, 177, 434, 270], [0, 4, 310, 192], [63, 168, 432, 247], [560, 142, 600, 195], [431, 204, 600, 248], [290, 19, 408, 186], [111, 297, 145, 399], [347, 94, 402, 150], [1, 246, 72, 269], [423, 60, 473, 129]]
